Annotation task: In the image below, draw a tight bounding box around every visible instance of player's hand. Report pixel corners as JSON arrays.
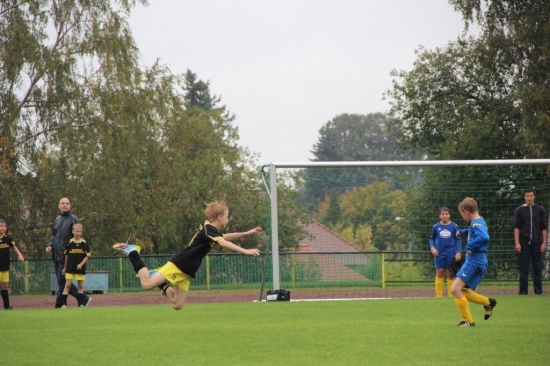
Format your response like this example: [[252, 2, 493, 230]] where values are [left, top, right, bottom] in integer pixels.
[[18, 254, 24, 262], [430, 247, 438, 256], [245, 248, 260, 256], [46, 246, 52, 253], [248, 227, 263, 235], [515, 243, 521, 253]]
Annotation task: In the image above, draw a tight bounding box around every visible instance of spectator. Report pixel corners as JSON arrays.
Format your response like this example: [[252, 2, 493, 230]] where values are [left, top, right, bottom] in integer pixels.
[[46, 198, 91, 308], [514, 189, 547, 295]]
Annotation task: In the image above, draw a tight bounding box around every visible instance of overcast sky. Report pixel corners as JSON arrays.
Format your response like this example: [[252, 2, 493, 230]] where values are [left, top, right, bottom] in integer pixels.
[[129, 1, 473, 164]]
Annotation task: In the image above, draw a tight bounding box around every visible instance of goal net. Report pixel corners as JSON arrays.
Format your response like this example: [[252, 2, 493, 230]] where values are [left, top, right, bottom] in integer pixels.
[[261, 159, 550, 301]]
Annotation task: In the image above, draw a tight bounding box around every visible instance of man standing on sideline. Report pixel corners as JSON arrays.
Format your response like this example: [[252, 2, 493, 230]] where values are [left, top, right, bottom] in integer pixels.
[[514, 189, 547, 295], [46, 198, 92, 308]]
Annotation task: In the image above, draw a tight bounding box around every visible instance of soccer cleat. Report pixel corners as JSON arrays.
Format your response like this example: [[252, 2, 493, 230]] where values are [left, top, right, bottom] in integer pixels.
[[484, 298, 497, 320], [113, 243, 141, 255], [457, 321, 476, 327], [60, 305, 67, 309], [5, 306, 13, 310], [84, 297, 92, 307]]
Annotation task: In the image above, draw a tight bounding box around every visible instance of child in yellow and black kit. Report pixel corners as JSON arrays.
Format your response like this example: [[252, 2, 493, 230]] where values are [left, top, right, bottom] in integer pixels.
[[0, 219, 25, 310], [60, 223, 91, 308]]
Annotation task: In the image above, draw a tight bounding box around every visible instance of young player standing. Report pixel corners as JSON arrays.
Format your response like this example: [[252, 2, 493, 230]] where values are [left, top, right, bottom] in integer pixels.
[[0, 219, 25, 310], [429, 207, 461, 297], [60, 223, 91, 308], [113, 201, 262, 310], [450, 197, 497, 327]]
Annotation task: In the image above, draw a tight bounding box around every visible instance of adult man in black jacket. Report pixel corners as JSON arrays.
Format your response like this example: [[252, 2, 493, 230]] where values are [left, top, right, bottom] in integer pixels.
[[513, 189, 547, 295], [46, 198, 91, 308]]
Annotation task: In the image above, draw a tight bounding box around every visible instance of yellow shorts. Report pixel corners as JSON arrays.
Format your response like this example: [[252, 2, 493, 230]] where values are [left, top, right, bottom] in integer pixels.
[[158, 261, 191, 291], [65, 273, 86, 281], [0, 271, 9, 282]]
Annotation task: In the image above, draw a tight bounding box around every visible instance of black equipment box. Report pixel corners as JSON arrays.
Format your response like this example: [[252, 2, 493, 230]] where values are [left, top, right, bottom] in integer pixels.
[[266, 289, 290, 301]]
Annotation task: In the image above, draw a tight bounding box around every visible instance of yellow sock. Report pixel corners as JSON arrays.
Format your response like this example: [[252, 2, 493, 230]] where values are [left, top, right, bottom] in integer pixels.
[[462, 288, 489, 305], [435, 276, 443, 297], [455, 296, 474, 323], [446, 279, 454, 297]]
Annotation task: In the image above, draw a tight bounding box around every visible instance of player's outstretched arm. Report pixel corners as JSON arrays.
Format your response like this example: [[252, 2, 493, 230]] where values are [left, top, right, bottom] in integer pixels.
[[218, 239, 260, 256], [223, 226, 263, 241]]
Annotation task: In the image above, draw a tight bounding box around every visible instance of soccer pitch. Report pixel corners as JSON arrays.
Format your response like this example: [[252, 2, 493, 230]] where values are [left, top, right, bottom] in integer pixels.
[[3, 296, 549, 365]]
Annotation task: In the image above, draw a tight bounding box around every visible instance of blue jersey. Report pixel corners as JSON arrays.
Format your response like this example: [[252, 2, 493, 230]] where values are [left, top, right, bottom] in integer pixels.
[[429, 221, 461, 254], [461, 217, 489, 269]]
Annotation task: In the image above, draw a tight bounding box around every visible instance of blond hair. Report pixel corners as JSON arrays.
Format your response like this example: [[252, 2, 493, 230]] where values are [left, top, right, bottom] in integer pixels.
[[458, 197, 478, 214], [204, 201, 228, 221]]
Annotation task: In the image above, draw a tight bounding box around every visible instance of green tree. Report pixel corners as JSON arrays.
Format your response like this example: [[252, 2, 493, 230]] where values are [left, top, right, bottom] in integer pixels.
[[385, 0, 550, 253], [337, 181, 407, 252], [387, 0, 550, 160], [302, 113, 421, 212], [0, 0, 146, 256], [449, 0, 550, 157], [0, 2, 273, 257]]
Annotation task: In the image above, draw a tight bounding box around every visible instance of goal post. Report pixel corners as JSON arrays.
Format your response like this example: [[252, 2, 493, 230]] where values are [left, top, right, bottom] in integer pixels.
[[263, 159, 550, 300]]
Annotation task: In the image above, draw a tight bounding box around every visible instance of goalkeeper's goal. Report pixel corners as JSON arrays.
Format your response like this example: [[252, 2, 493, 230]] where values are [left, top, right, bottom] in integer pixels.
[[261, 159, 550, 301]]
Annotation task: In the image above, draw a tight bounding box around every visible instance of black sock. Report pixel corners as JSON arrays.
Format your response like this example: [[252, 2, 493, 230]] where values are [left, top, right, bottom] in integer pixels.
[[158, 282, 169, 296], [75, 293, 86, 306], [61, 293, 69, 306], [129, 251, 145, 273], [1, 289, 9, 309]]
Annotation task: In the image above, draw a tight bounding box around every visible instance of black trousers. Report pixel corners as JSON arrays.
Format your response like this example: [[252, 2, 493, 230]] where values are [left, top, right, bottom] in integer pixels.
[[518, 243, 543, 295]]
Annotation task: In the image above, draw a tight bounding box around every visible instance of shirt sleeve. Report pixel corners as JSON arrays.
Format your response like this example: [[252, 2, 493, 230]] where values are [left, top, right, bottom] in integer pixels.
[[428, 225, 437, 248], [466, 223, 490, 252]]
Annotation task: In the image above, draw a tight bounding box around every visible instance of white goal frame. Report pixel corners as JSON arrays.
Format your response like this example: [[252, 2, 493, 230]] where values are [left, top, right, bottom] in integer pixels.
[[266, 159, 550, 291]]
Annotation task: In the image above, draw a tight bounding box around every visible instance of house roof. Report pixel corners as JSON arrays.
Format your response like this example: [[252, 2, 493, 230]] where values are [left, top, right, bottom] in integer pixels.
[[298, 220, 361, 253]]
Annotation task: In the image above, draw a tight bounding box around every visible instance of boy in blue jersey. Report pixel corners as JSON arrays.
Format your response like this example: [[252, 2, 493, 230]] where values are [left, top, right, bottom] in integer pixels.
[[429, 207, 461, 297], [450, 197, 497, 327], [113, 201, 262, 311]]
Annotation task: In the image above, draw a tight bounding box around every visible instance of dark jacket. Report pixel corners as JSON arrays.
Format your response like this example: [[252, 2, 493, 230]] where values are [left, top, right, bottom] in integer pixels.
[[514, 204, 547, 245], [48, 211, 80, 262]]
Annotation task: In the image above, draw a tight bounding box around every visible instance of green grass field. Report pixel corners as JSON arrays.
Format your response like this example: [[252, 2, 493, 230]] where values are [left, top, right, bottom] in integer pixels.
[[3, 296, 549, 365]]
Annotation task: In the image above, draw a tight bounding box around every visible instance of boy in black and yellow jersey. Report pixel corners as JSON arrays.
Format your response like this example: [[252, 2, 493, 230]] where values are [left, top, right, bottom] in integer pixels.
[[0, 219, 25, 310], [114, 201, 262, 310], [60, 223, 91, 308]]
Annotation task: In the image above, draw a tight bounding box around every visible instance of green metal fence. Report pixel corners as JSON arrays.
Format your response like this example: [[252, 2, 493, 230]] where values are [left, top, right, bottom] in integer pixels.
[[7, 250, 548, 298]]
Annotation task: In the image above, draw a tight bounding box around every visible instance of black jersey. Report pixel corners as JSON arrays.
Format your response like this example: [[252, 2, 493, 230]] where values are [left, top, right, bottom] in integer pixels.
[[64, 239, 91, 275], [169, 221, 224, 278], [0, 235, 16, 271]]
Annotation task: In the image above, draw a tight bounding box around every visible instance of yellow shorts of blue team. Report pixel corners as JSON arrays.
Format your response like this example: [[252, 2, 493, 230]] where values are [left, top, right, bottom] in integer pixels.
[[65, 273, 86, 281], [0, 271, 9, 282], [158, 261, 191, 291]]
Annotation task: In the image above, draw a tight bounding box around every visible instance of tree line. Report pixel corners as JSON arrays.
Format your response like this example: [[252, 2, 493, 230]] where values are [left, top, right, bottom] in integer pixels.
[[0, 1, 308, 257], [2, 1, 549, 258]]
